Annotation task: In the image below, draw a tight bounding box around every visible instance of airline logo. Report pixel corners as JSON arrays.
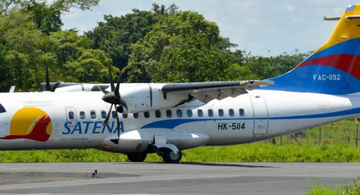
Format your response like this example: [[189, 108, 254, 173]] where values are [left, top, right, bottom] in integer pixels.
[[0, 107, 52, 142]]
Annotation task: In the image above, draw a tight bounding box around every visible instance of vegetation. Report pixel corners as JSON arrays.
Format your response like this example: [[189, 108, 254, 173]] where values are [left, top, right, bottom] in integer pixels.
[[0, 1, 309, 92], [307, 177, 360, 195]]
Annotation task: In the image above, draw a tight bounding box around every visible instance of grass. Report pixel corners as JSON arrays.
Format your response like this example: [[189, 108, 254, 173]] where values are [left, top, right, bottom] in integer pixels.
[[307, 177, 360, 195], [0, 142, 360, 163]]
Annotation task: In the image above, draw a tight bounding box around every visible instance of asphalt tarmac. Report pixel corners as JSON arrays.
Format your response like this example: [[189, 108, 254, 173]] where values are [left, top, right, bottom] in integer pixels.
[[0, 162, 358, 195]]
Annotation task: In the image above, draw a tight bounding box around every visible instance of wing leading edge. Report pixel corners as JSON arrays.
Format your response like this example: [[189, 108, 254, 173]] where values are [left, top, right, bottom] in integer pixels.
[[161, 80, 274, 103]]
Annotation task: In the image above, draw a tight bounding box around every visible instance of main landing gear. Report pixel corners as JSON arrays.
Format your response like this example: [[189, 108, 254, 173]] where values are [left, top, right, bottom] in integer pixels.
[[127, 153, 147, 162], [126, 148, 183, 163], [160, 148, 182, 163]]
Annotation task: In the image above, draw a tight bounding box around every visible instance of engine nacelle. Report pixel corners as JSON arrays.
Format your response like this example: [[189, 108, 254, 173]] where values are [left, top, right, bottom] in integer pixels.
[[120, 84, 190, 113], [54, 83, 109, 92], [99, 129, 152, 153]]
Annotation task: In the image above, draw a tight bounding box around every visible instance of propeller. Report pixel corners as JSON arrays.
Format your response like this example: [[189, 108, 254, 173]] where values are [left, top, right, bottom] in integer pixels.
[[99, 66, 130, 144], [35, 63, 60, 92]]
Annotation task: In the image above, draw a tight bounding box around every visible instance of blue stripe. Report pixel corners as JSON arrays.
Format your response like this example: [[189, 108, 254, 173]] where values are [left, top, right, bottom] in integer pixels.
[[141, 107, 360, 129], [305, 38, 360, 62], [260, 65, 360, 94]]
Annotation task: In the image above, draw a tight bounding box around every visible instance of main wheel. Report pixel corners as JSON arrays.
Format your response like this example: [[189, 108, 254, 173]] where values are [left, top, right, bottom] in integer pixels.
[[127, 153, 147, 162], [162, 149, 182, 163]]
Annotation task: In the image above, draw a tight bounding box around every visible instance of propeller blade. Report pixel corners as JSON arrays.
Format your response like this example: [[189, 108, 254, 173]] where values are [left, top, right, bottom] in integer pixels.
[[103, 104, 113, 125], [119, 99, 131, 113], [114, 67, 127, 97], [107, 64, 115, 92], [116, 110, 120, 140], [51, 82, 60, 92], [110, 108, 121, 144], [97, 84, 109, 94], [45, 63, 50, 91], [35, 77, 44, 92]]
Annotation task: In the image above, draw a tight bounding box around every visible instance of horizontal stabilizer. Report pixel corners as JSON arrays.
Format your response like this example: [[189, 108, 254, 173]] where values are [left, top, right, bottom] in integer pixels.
[[346, 15, 360, 20], [323, 16, 341, 21]]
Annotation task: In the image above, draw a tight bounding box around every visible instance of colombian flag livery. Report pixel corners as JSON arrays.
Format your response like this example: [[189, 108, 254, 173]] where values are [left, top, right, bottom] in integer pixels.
[[263, 4, 360, 95]]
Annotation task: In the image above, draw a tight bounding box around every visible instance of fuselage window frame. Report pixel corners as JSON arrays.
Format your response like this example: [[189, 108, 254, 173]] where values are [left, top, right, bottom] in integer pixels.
[[197, 109, 203, 117], [239, 108, 245, 116], [90, 110, 96, 119], [144, 111, 150, 118], [176, 109, 183, 118], [155, 110, 161, 118], [101, 110, 107, 119], [218, 109, 224, 117], [123, 113, 128, 118], [166, 110, 172, 118], [208, 109, 214, 117], [69, 111, 75, 120], [112, 111, 117, 119], [229, 109, 235, 117], [133, 113, 139, 119], [79, 111, 86, 119], [187, 109, 193, 117]]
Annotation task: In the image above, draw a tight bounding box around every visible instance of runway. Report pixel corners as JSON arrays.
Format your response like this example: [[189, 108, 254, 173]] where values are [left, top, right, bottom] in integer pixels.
[[0, 162, 358, 195]]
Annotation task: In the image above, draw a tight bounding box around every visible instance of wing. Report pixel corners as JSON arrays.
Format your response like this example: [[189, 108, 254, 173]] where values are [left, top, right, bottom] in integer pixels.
[[161, 80, 274, 103]]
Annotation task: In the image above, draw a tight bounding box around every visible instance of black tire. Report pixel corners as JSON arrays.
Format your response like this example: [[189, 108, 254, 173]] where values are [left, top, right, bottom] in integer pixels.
[[127, 153, 147, 162], [162, 149, 182, 163]]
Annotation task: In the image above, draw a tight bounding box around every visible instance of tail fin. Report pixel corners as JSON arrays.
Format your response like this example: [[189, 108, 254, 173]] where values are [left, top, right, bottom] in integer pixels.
[[264, 4, 360, 95]]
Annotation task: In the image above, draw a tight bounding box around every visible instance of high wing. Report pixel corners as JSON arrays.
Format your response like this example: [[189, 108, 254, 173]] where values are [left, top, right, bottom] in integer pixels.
[[161, 80, 274, 103]]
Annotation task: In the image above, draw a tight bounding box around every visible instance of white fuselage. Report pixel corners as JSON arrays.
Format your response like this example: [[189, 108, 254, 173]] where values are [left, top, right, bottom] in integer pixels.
[[0, 89, 359, 153]]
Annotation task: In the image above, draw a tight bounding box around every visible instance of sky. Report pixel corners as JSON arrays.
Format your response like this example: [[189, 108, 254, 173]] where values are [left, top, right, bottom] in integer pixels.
[[59, 0, 358, 57]]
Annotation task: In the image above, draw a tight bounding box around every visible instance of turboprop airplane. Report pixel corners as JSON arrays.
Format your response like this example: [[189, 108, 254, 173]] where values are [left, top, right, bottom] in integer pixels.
[[0, 4, 360, 163]]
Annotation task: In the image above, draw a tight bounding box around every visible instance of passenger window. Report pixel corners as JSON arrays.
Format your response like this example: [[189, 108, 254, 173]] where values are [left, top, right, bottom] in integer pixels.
[[90, 111, 96, 119], [218, 109, 224, 117], [123, 113, 128, 118], [101, 110, 107, 119], [69, 111, 74, 119], [133, 113, 139, 118], [187, 109, 193, 117], [239, 109, 245, 116], [177, 109, 183, 118], [155, 110, 161, 118], [229, 109, 234, 117], [112, 111, 117, 119], [208, 109, 214, 117], [79, 111, 85, 119], [166, 110, 172, 118], [144, 111, 150, 118], [197, 109, 203, 117]]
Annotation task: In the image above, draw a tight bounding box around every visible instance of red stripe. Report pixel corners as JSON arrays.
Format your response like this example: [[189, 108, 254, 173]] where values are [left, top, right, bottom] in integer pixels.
[[297, 54, 360, 80]]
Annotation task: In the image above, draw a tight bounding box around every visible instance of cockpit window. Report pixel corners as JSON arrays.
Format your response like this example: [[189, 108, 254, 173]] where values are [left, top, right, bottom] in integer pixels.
[[0, 104, 6, 113]]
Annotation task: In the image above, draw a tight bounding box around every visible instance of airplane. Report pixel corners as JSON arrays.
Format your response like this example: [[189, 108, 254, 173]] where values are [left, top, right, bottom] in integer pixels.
[[0, 3, 359, 163]]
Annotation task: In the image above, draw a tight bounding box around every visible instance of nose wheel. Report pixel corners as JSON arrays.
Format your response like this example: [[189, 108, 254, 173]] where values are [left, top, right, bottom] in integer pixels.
[[162, 149, 182, 163]]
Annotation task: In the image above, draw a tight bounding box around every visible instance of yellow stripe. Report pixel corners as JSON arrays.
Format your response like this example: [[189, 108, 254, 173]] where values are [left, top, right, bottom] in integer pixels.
[[310, 3, 360, 56]]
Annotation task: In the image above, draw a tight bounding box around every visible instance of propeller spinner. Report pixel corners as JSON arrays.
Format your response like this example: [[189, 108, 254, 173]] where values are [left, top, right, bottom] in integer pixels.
[[99, 66, 130, 144]]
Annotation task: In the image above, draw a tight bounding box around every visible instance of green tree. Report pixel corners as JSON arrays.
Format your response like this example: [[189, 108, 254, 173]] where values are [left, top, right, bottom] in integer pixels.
[[84, 3, 179, 74], [1, 0, 100, 15], [127, 10, 240, 83], [48, 30, 118, 83], [0, 10, 51, 91]]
